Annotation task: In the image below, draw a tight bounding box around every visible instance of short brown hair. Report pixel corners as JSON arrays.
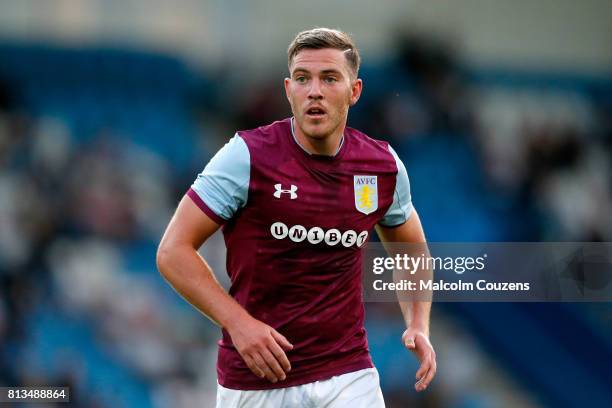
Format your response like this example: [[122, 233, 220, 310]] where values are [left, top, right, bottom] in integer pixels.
[[287, 28, 361, 77]]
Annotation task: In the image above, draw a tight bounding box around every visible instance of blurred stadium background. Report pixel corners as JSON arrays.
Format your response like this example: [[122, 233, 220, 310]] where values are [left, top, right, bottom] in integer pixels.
[[0, 1, 611, 407]]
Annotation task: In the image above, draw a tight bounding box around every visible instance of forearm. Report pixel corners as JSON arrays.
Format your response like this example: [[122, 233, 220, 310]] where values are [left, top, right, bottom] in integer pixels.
[[157, 244, 249, 331], [397, 244, 432, 336], [376, 211, 432, 335], [399, 301, 431, 336]]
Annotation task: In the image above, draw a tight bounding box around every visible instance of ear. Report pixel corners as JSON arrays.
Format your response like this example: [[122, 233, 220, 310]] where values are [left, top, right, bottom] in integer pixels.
[[349, 78, 363, 106], [284, 77, 291, 103]]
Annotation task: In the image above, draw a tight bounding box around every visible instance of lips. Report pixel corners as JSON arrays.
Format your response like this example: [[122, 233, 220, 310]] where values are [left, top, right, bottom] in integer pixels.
[[306, 106, 327, 118]]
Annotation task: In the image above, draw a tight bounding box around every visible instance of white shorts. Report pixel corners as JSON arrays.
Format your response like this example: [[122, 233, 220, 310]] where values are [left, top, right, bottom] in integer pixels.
[[216, 368, 385, 408]]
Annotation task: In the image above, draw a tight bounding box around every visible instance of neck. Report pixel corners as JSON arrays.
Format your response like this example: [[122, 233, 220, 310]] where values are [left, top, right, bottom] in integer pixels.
[[292, 118, 345, 156]]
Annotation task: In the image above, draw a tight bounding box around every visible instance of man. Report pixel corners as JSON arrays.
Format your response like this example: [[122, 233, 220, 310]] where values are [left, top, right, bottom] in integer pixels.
[[157, 28, 436, 407]]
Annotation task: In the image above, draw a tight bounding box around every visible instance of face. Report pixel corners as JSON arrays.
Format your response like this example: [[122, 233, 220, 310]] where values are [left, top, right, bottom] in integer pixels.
[[284, 48, 362, 141]]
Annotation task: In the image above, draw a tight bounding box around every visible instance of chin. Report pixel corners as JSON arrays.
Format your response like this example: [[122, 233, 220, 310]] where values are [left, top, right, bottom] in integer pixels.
[[303, 124, 332, 140], [306, 132, 329, 140]]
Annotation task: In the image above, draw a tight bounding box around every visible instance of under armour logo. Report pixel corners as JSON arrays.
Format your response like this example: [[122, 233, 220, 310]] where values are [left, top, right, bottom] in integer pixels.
[[274, 184, 298, 199]]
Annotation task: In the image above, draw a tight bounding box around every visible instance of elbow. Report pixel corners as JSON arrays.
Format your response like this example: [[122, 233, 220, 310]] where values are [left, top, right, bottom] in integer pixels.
[[156, 243, 173, 280]]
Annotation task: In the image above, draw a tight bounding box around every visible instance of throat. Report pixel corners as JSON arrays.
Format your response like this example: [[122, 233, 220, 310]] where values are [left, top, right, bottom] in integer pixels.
[[291, 118, 344, 156], [302, 136, 342, 156]]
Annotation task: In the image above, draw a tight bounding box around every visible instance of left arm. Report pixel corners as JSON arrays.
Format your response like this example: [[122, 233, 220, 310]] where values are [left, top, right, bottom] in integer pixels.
[[376, 210, 437, 392]]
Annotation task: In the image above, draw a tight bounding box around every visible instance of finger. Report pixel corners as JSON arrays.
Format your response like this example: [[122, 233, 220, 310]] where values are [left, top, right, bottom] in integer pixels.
[[415, 369, 428, 392], [268, 338, 292, 372], [261, 348, 287, 381], [415, 354, 435, 391], [271, 329, 294, 351], [253, 352, 278, 383], [416, 361, 436, 391], [415, 372, 428, 391], [420, 360, 437, 390], [402, 331, 416, 349], [243, 354, 265, 379], [415, 353, 432, 380]]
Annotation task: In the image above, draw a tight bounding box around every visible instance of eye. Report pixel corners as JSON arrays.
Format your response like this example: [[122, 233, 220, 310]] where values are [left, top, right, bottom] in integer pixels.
[[295, 76, 307, 84], [324, 76, 338, 84]]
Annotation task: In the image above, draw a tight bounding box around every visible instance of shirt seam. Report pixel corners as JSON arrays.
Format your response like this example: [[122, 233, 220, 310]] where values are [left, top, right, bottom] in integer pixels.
[[234, 134, 251, 211]]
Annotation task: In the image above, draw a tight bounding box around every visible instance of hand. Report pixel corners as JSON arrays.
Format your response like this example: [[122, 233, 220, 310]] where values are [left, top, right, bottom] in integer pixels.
[[227, 316, 294, 383], [402, 328, 436, 392]]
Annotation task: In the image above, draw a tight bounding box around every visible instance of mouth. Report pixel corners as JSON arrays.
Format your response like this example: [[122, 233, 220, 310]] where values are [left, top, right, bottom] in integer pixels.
[[305, 106, 327, 119]]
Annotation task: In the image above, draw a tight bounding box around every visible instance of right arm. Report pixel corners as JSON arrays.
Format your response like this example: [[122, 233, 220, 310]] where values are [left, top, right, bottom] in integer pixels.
[[157, 196, 293, 383], [157, 135, 293, 383], [156, 195, 246, 332]]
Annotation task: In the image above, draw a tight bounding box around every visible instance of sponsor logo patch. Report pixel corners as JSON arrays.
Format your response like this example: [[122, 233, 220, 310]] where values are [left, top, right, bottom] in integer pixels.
[[274, 184, 298, 199], [270, 222, 369, 248]]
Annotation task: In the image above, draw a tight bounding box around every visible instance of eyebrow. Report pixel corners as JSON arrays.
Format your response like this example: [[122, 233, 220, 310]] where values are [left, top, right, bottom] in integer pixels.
[[291, 68, 343, 76]]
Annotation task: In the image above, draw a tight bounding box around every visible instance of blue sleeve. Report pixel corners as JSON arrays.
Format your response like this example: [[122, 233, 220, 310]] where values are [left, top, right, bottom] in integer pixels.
[[379, 145, 413, 227], [190, 134, 250, 221]]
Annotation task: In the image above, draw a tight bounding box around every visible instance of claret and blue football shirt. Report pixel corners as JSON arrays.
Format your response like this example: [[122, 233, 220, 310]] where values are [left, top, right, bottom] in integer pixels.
[[188, 117, 412, 390]]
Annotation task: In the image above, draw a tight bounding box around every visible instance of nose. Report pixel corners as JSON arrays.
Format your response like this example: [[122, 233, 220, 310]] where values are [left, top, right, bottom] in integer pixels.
[[308, 78, 323, 100]]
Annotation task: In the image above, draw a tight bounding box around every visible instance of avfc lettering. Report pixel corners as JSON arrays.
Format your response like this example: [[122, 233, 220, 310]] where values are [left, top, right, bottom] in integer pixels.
[[355, 176, 376, 185], [270, 222, 369, 248]]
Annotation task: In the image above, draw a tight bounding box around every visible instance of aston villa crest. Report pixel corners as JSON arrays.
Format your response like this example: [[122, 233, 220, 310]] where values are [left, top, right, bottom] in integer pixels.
[[354, 175, 378, 215]]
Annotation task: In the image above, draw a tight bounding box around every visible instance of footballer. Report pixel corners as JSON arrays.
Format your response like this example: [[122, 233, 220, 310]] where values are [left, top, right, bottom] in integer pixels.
[[157, 28, 436, 407]]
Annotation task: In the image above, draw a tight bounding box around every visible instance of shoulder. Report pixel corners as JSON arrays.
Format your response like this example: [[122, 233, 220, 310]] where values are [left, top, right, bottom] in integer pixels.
[[345, 126, 397, 167], [237, 118, 291, 149], [204, 133, 250, 169]]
